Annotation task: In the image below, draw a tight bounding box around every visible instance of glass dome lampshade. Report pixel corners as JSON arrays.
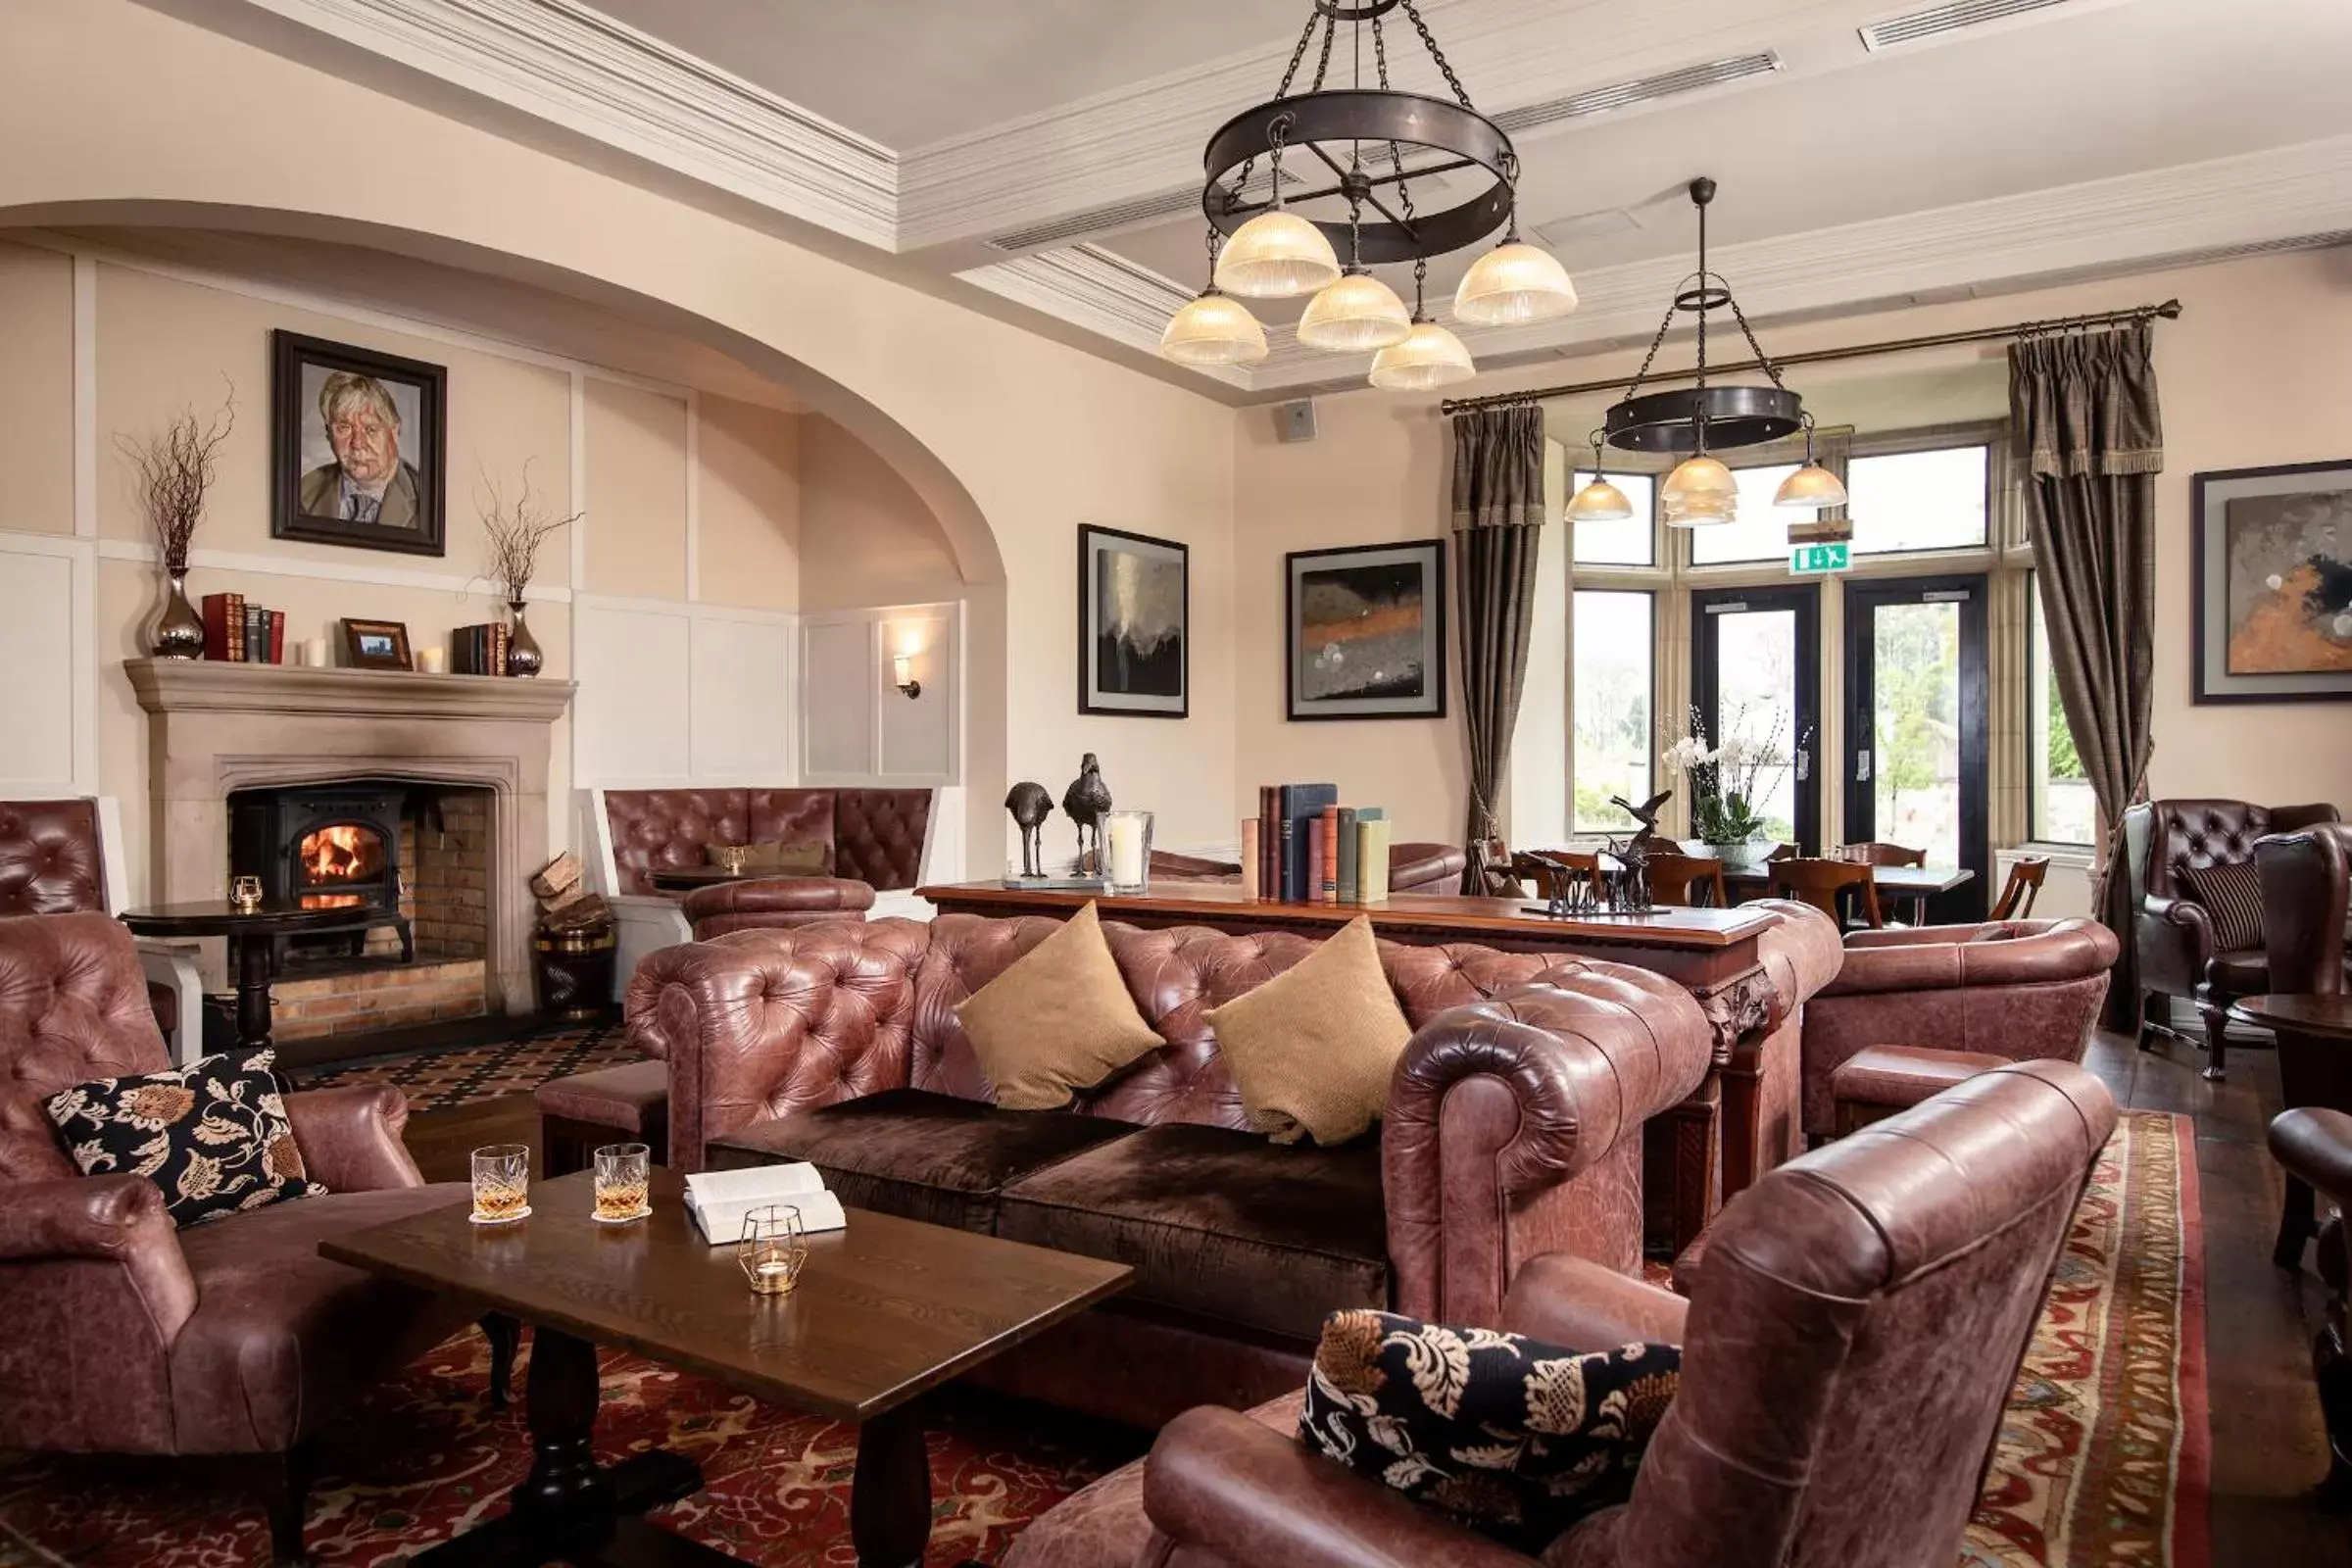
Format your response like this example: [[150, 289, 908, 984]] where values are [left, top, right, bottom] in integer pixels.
[[1567, 474, 1635, 523], [1773, 461, 1848, 510], [1369, 316, 1475, 390], [1214, 208, 1342, 299], [1664, 492, 1739, 528], [1453, 240, 1579, 327], [1298, 269, 1413, 353], [1158, 288, 1269, 367], [1660, 453, 1737, 511]]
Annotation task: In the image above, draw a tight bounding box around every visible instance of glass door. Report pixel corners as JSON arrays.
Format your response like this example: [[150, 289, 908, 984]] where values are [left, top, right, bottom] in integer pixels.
[[1841, 574, 1989, 922], [1690, 585, 1821, 852]]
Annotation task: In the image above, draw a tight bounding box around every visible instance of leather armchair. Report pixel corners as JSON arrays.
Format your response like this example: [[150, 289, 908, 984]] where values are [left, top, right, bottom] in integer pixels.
[[0, 911, 478, 1564], [2257, 824, 2352, 996], [1009, 1060, 2114, 1568], [2125, 798, 2340, 1078], [1798, 917, 2118, 1140]]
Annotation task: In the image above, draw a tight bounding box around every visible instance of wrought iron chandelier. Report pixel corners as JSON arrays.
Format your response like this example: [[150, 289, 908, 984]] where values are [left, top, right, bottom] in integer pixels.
[[1569, 177, 1844, 528], [1158, 0, 1578, 388]]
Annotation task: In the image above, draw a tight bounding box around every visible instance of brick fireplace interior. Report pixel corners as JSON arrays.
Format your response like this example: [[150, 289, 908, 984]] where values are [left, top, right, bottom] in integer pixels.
[[225, 779, 496, 1043]]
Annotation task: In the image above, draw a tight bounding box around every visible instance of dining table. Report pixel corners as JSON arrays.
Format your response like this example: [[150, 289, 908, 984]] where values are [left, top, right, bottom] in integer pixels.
[[1722, 862, 1975, 926]]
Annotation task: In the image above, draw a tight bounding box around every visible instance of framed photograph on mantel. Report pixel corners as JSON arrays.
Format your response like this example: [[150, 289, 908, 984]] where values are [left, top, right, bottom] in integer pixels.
[[1078, 524, 1188, 717], [270, 330, 447, 557], [2191, 460, 2352, 703], [1285, 539, 1448, 720]]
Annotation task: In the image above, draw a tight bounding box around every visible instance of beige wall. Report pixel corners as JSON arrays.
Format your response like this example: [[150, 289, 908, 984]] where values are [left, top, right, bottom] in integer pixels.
[[697, 395, 801, 612], [581, 379, 687, 600], [0, 241, 72, 536], [799, 414, 960, 612], [1234, 245, 2352, 850]]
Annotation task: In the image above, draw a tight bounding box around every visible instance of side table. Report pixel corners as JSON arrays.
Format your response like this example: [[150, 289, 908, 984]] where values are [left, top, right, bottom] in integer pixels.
[[2230, 994, 2352, 1272], [118, 900, 392, 1056]]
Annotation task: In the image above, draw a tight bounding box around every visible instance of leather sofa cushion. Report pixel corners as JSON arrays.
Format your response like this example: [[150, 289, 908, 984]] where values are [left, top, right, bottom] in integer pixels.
[[705, 1087, 1137, 1234], [171, 1182, 476, 1452], [1830, 1045, 2007, 1128], [0, 798, 107, 916], [997, 1120, 1389, 1343], [533, 1058, 669, 1136]]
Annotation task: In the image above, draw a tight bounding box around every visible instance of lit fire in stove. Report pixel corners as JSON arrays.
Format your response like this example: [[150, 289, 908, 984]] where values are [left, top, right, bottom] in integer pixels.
[[300, 824, 380, 886]]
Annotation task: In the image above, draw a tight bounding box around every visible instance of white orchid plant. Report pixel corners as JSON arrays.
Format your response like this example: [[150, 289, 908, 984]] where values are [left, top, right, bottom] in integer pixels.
[[1660, 705, 1796, 846]]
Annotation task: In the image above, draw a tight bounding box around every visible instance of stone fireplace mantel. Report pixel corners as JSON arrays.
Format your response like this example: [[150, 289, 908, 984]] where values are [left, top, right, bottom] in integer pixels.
[[126, 659, 576, 1015]]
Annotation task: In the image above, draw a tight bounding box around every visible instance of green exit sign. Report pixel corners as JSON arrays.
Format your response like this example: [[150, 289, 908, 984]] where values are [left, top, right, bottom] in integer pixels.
[[1789, 542, 1851, 575]]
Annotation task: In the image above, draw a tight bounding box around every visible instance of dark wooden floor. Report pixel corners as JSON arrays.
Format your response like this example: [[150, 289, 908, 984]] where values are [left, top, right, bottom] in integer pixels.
[[402, 1024, 2352, 1564]]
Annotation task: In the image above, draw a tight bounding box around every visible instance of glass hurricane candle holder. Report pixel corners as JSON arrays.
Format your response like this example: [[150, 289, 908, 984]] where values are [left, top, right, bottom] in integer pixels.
[[592, 1142, 651, 1223], [469, 1143, 531, 1224], [1103, 809, 1153, 895], [229, 874, 264, 913], [738, 1204, 808, 1296]]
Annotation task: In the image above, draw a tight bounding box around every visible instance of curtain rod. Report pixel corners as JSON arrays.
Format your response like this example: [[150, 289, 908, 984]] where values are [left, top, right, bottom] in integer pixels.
[[1436, 298, 2183, 416]]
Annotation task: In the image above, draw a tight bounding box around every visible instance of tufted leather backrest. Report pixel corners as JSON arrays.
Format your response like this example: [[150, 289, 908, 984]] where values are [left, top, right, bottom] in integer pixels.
[[2256, 825, 2352, 996], [0, 800, 107, 917], [2127, 798, 2342, 902], [1563, 1061, 2117, 1568], [603, 787, 930, 895], [0, 911, 171, 1183]]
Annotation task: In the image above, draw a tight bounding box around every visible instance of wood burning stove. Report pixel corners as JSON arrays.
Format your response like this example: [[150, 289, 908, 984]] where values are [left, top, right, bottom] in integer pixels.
[[228, 783, 413, 964]]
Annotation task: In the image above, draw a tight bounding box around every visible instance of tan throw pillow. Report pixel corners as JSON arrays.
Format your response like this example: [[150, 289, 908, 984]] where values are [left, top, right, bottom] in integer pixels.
[[955, 903, 1165, 1110], [1204, 916, 1412, 1146]]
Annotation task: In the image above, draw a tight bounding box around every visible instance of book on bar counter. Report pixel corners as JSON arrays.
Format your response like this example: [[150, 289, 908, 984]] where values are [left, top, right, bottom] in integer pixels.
[[1248, 786, 1392, 904], [681, 1161, 846, 1245], [1277, 783, 1338, 901]]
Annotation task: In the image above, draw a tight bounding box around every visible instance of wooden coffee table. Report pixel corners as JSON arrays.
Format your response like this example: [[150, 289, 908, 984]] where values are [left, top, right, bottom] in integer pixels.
[[320, 1169, 1131, 1567]]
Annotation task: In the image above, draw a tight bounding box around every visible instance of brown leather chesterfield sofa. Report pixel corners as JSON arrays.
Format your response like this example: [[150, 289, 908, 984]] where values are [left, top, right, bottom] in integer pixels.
[[627, 914, 1714, 1429], [1005, 1058, 2115, 1568], [2125, 797, 2341, 1078], [0, 912, 479, 1565], [1797, 916, 2118, 1141]]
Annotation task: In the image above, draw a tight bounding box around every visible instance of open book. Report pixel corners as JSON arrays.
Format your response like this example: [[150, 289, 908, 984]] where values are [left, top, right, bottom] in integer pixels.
[[681, 1161, 847, 1245]]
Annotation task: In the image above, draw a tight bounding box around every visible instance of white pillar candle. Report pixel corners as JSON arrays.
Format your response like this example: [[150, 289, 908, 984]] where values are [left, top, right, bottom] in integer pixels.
[[1106, 811, 1148, 890], [417, 646, 449, 674], [301, 638, 330, 667]]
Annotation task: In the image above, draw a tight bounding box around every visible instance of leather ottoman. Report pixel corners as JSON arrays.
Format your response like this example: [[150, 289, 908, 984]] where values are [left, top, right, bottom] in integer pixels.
[[1830, 1044, 2008, 1136]]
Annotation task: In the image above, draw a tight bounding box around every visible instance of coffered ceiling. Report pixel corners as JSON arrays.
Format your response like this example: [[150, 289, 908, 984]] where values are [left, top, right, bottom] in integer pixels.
[[176, 0, 2352, 400]]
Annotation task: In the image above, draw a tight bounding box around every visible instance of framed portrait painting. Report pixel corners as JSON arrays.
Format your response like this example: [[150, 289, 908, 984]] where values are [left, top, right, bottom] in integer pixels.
[[2192, 460, 2352, 703], [1285, 539, 1447, 720], [1078, 525, 1188, 717], [270, 330, 447, 557]]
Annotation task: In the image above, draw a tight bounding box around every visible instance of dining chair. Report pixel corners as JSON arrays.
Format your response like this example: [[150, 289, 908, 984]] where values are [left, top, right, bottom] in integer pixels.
[[1644, 851, 1731, 909], [1514, 849, 1602, 903], [1771, 856, 1886, 929], [1988, 855, 2049, 920], [1837, 841, 1928, 867]]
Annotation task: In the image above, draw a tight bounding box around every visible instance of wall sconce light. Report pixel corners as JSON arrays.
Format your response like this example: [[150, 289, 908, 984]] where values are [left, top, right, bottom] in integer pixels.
[[893, 653, 921, 700]]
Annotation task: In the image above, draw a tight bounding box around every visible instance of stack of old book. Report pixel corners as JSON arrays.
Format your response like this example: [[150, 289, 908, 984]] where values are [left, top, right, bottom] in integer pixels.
[[200, 593, 286, 662], [682, 1161, 846, 1245], [1244, 784, 1394, 905], [528, 851, 611, 934], [450, 622, 511, 675]]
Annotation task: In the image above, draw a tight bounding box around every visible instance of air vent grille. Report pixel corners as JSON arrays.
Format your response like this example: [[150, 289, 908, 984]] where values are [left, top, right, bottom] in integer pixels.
[[1491, 53, 1780, 136], [1860, 0, 2074, 51], [986, 169, 1293, 255]]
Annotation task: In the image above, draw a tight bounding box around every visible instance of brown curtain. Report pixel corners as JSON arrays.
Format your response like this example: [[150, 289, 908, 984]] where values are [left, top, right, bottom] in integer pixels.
[[2010, 322, 2162, 1028], [1449, 405, 1546, 894]]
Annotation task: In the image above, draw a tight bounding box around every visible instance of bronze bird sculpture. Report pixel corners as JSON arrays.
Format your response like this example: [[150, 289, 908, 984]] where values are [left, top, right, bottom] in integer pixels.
[[1005, 781, 1054, 879], [1062, 753, 1113, 875]]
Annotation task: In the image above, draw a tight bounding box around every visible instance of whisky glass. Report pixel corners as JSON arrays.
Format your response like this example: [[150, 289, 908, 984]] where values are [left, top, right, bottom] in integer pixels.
[[738, 1204, 808, 1296], [469, 1144, 531, 1223], [592, 1142, 651, 1222], [229, 874, 264, 913]]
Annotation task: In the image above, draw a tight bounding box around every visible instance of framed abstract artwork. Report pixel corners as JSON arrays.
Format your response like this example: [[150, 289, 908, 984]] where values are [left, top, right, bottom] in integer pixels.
[[2191, 460, 2352, 703], [1078, 524, 1188, 717], [270, 330, 448, 557], [1285, 539, 1447, 720]]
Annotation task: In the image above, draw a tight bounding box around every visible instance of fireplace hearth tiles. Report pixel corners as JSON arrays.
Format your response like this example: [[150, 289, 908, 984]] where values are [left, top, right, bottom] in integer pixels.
[[126, 659, 574, 1017]]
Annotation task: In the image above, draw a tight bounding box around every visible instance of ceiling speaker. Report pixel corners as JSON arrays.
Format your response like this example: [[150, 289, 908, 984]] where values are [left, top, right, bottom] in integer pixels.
[[1276, 399, 1318, 443]]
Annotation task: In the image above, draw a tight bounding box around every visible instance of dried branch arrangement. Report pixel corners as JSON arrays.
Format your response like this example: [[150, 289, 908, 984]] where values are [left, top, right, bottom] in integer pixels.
[[115, 383, 235, 575], [478, 462, 582, 603]]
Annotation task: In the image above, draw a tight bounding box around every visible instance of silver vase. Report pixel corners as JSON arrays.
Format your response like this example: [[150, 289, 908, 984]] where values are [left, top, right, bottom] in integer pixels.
[[150, 570, 206, 660], [506, 598, 543, 677]]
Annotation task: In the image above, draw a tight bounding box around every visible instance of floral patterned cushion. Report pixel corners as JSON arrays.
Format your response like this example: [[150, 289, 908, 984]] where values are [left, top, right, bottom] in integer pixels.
[[1298, 1308, 1680, 1551], [43, 1049, 325, 1228]]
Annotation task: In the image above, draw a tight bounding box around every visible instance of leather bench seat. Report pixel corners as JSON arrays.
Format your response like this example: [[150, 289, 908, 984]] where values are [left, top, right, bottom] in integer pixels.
[[533, 1058, 669, 1137], [707, 1087, 1137, 1233], [995, 1122, 1388, 1343]]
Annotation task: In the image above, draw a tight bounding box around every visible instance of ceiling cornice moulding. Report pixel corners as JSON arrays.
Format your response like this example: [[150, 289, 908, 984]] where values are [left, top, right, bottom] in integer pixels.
[[956, 246, 1253, 390], [235, 0, 900, 247]]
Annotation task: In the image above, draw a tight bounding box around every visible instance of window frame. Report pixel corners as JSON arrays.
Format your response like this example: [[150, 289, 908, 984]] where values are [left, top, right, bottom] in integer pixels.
[[1569, 586, 1658, 835], [1841, 437, 1994, 559], [1568, 466, 1659, 569], [2025, 570, 2095, 848]]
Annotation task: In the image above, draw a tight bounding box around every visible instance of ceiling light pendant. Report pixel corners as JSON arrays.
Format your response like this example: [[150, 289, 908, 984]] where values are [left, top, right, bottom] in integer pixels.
[[1453, 190, 1578, 327], [1369, 262, 1474, 389], [1661, 410, 1738, 529], [1161, 229, 1270, 367], [1566, 429, 1634, 522], [1603, 177, 1807, 458], [1774, 413, 1849, 509], [1180, 0, 1532, 370]]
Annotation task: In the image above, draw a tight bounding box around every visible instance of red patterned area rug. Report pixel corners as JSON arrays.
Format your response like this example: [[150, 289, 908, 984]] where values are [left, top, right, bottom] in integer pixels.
[[0, 1112, 2202, 1567], [294, 1022, 643, 1113], [1966, 1108, 2208, 1568]]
